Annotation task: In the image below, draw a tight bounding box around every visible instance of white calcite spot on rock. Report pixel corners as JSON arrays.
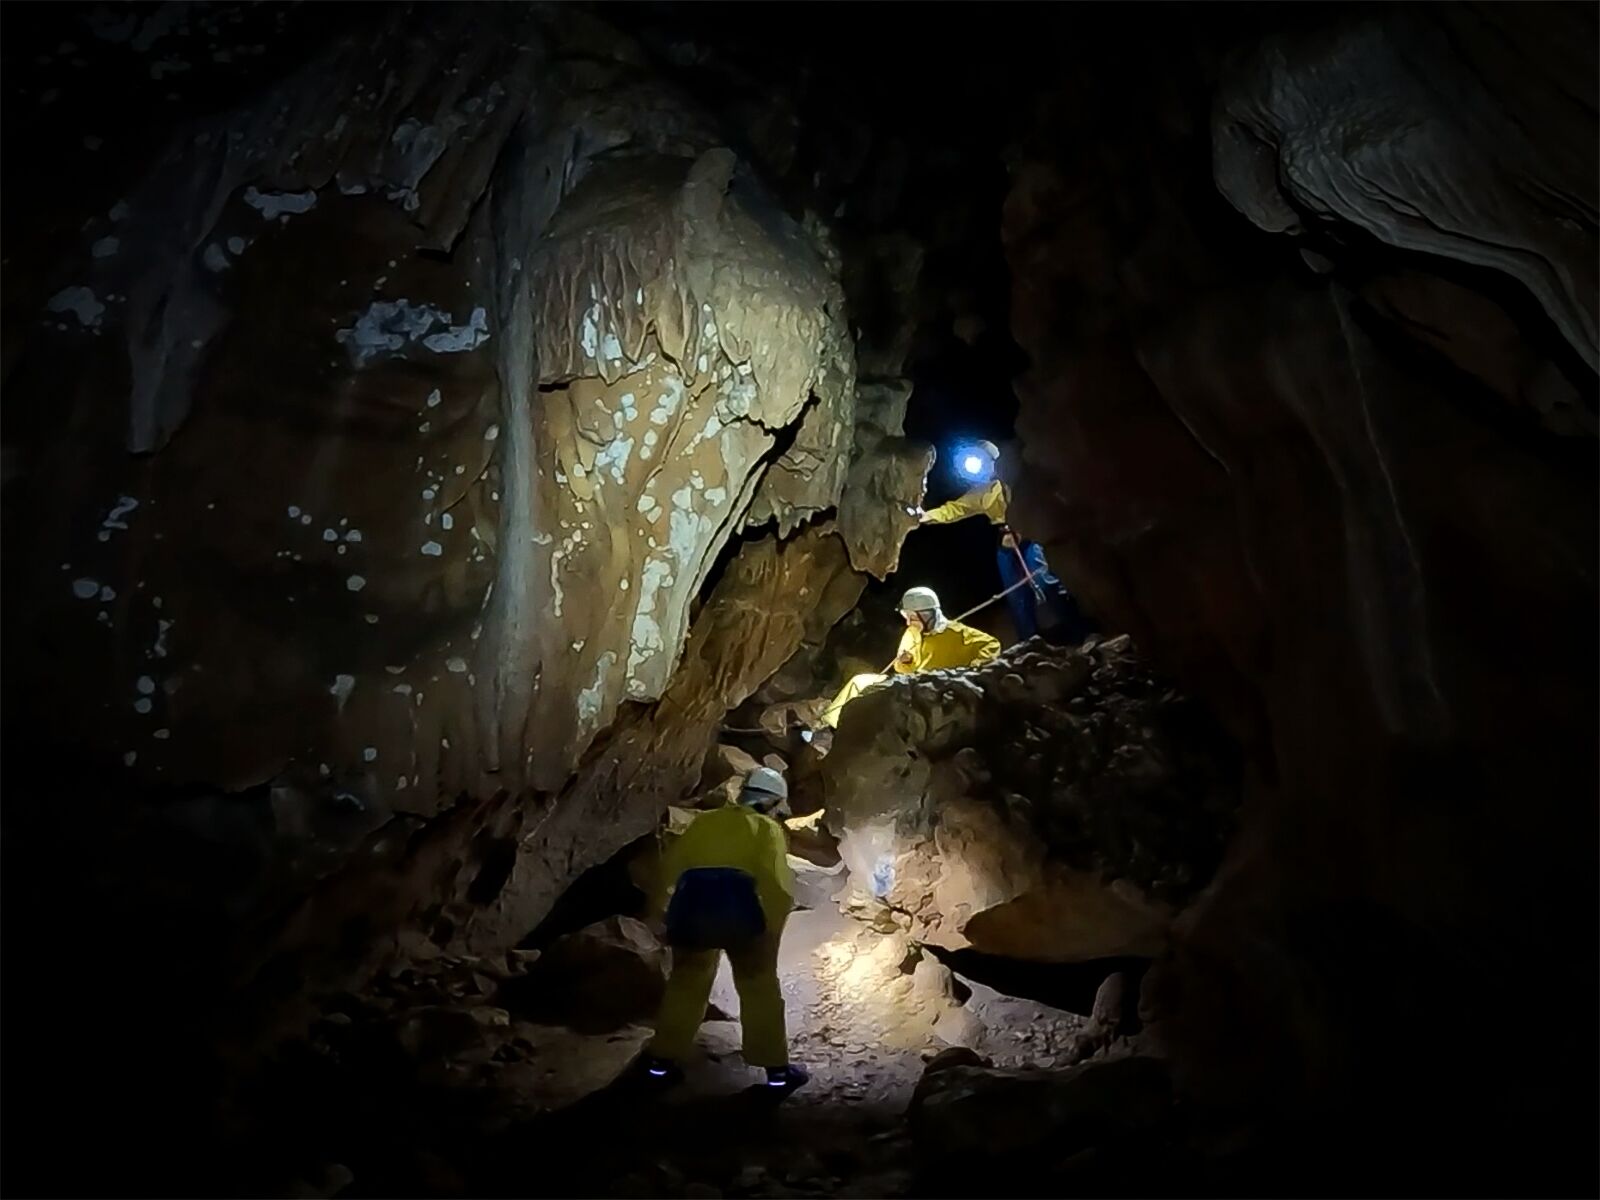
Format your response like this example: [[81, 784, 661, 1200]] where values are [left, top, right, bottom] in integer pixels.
[[47, 286, 105, 328], [594, 434, 634, 486], [136, 676, 155, 695], [625, 557, 674, 690], [242, 186, 317, 220], [420, 306, 490, 354], [346, 575, 366, 592], [579, 302, 600, 357], [101, 495, 139, 536], [576, 650, 617, 729], [362, 746, 377, 762], [421, 540, 443, 557], [72, 578, 100, 600], [330, 673, 355, 711], [446, 656, 467, 673]]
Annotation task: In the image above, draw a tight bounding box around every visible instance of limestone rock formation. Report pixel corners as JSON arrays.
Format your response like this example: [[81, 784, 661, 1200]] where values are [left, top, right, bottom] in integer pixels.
[[2, 4, 928, 1003], [1213, 7, 1598, 375], [503, 915, 666, 1034], [820, 638, 1240, 961], [1003, 3, 1597, 1173]]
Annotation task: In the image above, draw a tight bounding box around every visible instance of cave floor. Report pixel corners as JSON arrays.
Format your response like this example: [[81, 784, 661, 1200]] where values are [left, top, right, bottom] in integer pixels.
[[458, 887, 1088, 1199], [265, 869, 1087, 1199]]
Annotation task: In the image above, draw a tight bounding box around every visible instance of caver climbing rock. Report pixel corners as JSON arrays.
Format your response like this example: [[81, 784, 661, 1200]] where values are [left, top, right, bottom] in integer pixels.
[[645, 767, 811, 1091], [818, 587, 1000, 730], [919, 440, 1093, 643]]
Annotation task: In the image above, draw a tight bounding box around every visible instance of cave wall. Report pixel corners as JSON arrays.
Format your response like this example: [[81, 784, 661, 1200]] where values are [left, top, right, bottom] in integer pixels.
[[3, 2, 1595, 1188], [1002, 2, 1597, 1170], [0, 1, 926, 1053]]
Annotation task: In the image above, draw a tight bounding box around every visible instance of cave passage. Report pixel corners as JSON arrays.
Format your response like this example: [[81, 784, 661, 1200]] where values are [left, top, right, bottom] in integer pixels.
[[2, 2, 1596, 1198]]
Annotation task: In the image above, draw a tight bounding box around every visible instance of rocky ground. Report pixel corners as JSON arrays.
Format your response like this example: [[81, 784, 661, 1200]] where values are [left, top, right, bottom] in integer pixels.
[[246, 864, 1122, 1199]]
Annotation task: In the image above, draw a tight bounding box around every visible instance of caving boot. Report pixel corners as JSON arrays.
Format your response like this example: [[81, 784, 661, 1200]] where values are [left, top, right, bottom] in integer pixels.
[[640, 1054, 684, 1088], [764, 1063, 810, 1093]]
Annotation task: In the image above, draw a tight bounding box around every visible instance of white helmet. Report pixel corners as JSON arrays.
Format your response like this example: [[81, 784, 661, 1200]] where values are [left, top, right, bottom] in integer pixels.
[[975, 440, 1000, 462], [899, 585, 941, 615], [741, 766, 788, 811]]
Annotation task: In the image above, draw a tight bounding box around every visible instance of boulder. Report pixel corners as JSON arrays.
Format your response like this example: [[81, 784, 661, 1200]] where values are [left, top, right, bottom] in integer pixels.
[[822, 638, 1239, 962], [502, 916, 666, 1034]]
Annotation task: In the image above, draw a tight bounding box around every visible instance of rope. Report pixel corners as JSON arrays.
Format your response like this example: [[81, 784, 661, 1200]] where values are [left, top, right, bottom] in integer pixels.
[[718, 565, 1047, 736]]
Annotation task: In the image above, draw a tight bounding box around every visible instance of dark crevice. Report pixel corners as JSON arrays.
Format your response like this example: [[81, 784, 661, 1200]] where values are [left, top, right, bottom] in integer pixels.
[[927, 948, 1153, 1019], [519, 832, 649, 950]]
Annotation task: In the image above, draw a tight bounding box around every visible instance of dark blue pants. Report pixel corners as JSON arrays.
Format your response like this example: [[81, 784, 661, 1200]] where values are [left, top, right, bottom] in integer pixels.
[[997, 540, 1094, 645], [665, 867, 766, 949]]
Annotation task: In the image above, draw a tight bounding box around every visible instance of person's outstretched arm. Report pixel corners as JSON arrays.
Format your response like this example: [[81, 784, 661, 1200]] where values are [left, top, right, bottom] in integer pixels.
[[922, 480, 1008, 525]]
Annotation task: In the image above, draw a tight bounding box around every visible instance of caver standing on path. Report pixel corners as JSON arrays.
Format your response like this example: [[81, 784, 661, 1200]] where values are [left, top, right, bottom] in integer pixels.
[[919, 439, 1094, 644], [817, 586, 1001, 731], [643, 767, 810, 1091]]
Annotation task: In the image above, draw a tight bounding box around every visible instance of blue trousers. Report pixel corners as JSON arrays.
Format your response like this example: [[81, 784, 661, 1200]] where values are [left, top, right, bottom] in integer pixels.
[[997, 541, 1093, 644], [665, 867, 766, 949]]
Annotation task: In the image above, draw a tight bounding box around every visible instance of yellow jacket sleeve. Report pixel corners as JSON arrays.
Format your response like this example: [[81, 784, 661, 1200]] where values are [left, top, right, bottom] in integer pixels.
[[757, 814, 794, 925], [961, 623, 1002, 665], [922, 480, 1009, 526], [891, 626, 919, 674], [651, 826, 687, 918]]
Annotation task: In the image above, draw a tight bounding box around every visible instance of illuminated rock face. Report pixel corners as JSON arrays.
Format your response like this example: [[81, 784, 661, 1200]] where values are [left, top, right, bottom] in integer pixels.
[[821, 638, 1240, 963], [1, 7, 922, 993], [501, 144, 855, 789]]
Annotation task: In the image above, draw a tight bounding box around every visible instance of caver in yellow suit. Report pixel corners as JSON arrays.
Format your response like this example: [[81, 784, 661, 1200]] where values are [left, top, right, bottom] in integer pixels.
[[819, 586, 1001, 728], [920, 475, 1010, 527], [646, 768, 809, 1089]]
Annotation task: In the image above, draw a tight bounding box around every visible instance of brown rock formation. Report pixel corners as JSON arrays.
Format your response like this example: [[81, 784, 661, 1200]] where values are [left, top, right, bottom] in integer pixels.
[[1003, 3, 1597, 1176], [820, 638, 1240, 962]]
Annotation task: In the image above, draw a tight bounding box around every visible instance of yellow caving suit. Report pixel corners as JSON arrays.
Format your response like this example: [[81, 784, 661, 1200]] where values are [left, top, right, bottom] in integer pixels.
[[820, 618, 1002, 728], [649, 804, 794, 1068], [921, 478, 1010, 526]]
